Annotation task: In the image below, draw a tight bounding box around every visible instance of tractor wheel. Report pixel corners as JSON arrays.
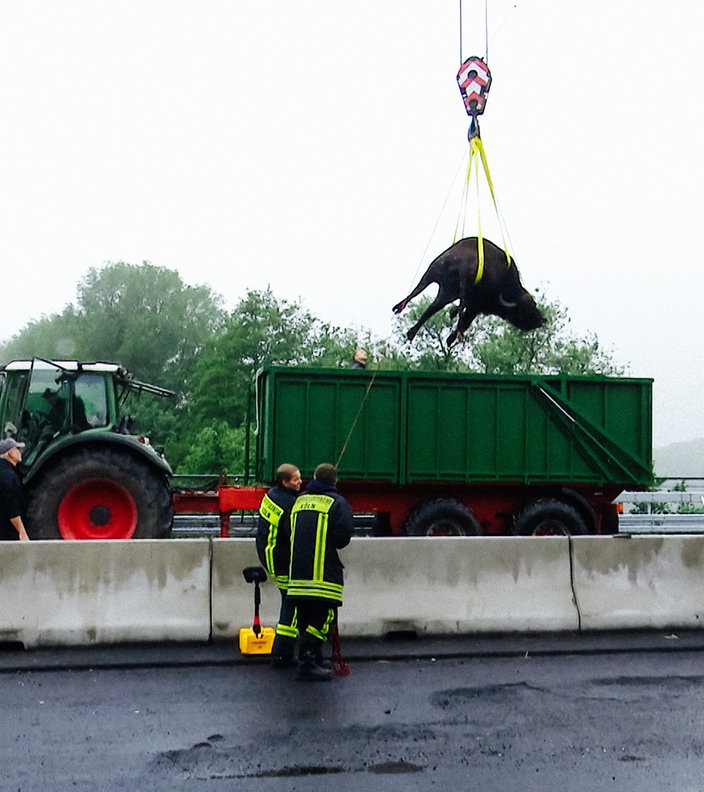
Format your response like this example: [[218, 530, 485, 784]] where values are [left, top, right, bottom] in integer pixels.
[[513, 498, 588, 537], [26, 447, 173, 540], [404, 499, 481, 537]]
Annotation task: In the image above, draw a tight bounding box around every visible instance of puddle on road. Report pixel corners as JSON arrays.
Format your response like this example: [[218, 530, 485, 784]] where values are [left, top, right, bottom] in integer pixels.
[[156, 738, 426, 779], [256, 760, 424, 777], [258, 765, 345, 777], [368, 760, 424, 774]]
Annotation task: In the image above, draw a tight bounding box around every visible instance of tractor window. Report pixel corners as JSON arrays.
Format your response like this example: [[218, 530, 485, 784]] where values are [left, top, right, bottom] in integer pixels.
[[74, 374, 108, 428], [1, 371, 29, 439], [22, 366, 70, 447]]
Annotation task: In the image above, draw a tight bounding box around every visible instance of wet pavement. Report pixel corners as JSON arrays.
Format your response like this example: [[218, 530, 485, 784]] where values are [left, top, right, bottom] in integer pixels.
[[2, 631, 704, 791]]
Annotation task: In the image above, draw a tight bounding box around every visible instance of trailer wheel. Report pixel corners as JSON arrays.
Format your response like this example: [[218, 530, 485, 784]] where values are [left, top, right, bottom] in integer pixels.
[[26, 447, 173, 540], [405, 499, 481, 537], [514, 499, 588, 537]]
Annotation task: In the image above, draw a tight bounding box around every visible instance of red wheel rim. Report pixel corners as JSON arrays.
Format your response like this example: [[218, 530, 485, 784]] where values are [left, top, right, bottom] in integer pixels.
[[58, 480, 138, 540]]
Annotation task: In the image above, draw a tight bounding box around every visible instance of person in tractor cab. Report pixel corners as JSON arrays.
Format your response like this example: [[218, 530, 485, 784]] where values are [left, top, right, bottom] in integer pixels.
[[255, 463, 303, 668], [0, 438, 29, 541], [287, 463, 354, 681]]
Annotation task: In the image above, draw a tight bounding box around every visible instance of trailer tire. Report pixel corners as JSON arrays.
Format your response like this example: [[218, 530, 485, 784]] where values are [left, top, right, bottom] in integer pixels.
[[514, 498, 587, 537], [26, 447, 173, 540], [405, 499, 481, 537]]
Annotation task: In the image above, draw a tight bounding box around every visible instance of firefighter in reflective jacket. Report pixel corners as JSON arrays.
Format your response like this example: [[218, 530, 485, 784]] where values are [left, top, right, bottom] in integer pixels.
[[255, 463, 302, 666], [288, 463, 354, 681]]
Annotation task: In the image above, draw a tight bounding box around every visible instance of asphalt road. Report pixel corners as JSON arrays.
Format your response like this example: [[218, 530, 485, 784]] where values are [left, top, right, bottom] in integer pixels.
[[2, 632, 704, 791]]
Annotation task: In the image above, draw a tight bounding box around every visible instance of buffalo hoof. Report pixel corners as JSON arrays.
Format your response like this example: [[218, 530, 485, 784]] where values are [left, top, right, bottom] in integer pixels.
[[392, 301, 406, 314]]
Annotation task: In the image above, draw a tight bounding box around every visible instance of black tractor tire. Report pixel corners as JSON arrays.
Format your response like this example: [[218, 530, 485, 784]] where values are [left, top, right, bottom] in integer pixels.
[[404, 499, 481, 537], [26, 447, 173, 540], [513, 498, 588, 537]]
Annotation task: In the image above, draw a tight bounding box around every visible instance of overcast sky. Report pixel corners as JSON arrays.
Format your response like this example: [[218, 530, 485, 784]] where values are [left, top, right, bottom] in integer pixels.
[[0, 1, 701, 448]]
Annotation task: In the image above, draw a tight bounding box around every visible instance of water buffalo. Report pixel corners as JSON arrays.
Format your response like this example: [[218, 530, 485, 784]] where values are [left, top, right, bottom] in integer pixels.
[[392, 237, 546, 346]]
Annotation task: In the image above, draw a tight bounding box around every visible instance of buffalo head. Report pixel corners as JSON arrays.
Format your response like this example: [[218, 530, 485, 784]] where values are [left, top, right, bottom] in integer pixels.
[[495, 291, 545, 332]]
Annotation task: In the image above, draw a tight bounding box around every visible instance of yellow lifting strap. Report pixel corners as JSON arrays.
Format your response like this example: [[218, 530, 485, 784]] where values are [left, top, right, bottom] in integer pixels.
[[453, 135, 511, 284]]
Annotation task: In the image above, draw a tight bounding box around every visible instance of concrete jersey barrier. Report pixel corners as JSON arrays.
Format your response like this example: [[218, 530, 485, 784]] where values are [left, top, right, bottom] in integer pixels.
[[3, 535, 704, 649], [210, 536, 579, 639], [0, 539, 212, 648], [571, 535, 704, 630]]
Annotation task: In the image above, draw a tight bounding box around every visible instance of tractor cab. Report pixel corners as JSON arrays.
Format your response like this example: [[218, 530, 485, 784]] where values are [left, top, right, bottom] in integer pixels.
[[2, 361, 109, 465], [0, 359, 175, 540]]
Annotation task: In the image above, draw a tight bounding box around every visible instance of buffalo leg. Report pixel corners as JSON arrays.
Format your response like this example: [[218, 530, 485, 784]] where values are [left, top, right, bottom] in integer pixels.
[[392, 275, 434, 315], [447, 304, 480, 347], [405, 289, 455, 341]]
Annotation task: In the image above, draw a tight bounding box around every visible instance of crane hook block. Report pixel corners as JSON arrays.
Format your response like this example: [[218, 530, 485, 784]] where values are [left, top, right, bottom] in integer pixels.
[[457, 56, 492, 117]]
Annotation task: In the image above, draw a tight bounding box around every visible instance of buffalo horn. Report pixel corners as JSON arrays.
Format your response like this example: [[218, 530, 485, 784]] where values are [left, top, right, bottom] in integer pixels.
[[498, 294, 518, 308]]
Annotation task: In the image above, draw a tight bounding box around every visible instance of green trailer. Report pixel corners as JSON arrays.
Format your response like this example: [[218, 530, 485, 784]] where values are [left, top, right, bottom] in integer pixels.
[[247, 366, 653, 535]]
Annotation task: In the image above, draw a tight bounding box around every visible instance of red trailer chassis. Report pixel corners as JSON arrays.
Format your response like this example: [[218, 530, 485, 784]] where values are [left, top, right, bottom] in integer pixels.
[[173, 481, 622, 537]]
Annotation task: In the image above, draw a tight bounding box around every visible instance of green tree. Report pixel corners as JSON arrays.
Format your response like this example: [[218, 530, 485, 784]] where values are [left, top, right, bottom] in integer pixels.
[[74, 262, 226, 392], [390, 289, 625, 376], [0, 262, 225, 392], [189, 288, 366, 428], [178, 421, 246, 478], [172, 288, 373, 473], [0, 261, 227, 453], [0, 306, 83, 362]]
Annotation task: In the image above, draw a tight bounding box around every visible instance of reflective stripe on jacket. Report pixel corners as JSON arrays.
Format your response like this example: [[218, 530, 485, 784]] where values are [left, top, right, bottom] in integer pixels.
[[255, 485, 297, 589], [288, 489, 353, 604]]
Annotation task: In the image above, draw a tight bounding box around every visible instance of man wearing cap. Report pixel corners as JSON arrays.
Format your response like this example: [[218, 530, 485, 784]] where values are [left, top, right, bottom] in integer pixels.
[[0, 438, 29, 541]]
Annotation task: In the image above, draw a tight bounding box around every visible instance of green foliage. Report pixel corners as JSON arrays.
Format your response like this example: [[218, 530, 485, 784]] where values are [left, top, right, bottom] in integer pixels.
[[74, 262, 226, 392], [0, 261, 225, 393], [178, 421, 246, 478], [0, 306, 83, 362], [673, 480, 704, 514], [121, 390, 180, 456], [0, 261, 226, 458], [391, 288, 625, 376], [188, 287, 367, 428]]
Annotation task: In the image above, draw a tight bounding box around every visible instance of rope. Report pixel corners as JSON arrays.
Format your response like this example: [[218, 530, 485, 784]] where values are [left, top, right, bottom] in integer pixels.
[[401, 149, 466, 299], [331, 619, 350, 676], [335, 371, 377, 469]]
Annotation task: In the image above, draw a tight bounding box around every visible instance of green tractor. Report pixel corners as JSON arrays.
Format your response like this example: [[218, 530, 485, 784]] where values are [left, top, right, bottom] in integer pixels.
[[0, 358, 174, 540]]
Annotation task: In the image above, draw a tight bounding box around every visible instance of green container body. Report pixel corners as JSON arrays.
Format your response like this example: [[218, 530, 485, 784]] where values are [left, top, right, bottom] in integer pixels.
[[255, 367, 653, 489]]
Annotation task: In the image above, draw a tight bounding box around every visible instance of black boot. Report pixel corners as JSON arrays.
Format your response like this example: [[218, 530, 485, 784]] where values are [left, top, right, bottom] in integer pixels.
[[297, 644, 333, 681]]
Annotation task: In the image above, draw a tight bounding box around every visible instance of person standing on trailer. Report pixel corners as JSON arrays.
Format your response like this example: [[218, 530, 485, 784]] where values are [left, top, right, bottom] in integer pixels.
[[351, 348, 368, 368], [288, 463, 354, 681], [0, 438, 29, 541], [255, 463, 302, 667]]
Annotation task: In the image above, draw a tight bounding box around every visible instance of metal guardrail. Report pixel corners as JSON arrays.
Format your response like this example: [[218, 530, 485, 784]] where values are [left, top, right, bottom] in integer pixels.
[[614, 491, 704, 533], [172, 514, 256, 537], [174, 513, 704, 537], [172, 513, 377, 537], [617, 513, 704, 534], [616, 491, 704, 507]]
